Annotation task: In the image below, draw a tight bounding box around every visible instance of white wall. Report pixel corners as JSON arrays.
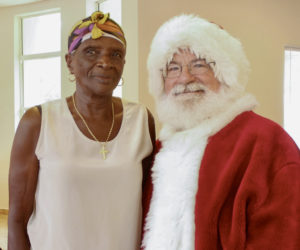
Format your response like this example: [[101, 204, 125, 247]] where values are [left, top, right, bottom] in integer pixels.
[[138, 0, 300, 132]]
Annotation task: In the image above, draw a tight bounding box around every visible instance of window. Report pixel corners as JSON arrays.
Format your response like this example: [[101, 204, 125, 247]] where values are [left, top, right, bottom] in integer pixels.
[[284, 47, 300, 147], [15, 11, 61, 127]]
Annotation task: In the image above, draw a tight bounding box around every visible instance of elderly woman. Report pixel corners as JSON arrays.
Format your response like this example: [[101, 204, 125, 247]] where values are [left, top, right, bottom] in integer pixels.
[[8, 11, 155, 250]]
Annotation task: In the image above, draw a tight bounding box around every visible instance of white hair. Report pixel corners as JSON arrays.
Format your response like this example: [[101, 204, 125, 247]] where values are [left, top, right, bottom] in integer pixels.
[[157, 83, 242, 131]]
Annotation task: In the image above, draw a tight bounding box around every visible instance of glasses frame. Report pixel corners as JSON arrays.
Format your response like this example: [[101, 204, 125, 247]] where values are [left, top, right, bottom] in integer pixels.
[[161, 59, 216, 79]]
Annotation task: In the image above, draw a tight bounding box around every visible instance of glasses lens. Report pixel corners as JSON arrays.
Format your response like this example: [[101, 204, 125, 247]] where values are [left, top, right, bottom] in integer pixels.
[[190, 60, 209, 75], [166, 63, 181, 78], [164, 60, 214, 78]]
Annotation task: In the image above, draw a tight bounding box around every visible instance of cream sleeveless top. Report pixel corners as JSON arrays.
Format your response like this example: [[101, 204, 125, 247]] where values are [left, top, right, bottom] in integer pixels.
[[27, 98, 153, 250]]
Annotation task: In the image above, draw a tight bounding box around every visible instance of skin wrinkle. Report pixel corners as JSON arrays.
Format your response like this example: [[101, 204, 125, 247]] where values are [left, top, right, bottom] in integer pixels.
[[164, 50, 221, 95], [68, 38, 125, 96], [155, 49, 233, 131]]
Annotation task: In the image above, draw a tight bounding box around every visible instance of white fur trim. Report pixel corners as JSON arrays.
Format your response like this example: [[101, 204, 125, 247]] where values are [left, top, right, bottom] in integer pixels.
[[142, 94, 257, 250], [147, 14, 250, 101]]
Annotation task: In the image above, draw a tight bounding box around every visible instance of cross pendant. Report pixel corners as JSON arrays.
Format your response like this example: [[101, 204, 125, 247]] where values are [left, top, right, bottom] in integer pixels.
[[100, 144, 108, 160]]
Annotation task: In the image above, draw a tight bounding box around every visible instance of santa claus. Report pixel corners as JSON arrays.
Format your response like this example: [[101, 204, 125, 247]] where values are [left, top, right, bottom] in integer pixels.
[[142, 14, 300, 250]]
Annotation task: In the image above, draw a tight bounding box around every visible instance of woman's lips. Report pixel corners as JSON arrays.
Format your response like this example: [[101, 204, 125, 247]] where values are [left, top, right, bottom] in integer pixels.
[[92, 74, 112, 81]]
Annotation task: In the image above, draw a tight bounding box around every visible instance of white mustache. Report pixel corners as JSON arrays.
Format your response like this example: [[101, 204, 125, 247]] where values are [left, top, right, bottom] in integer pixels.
[[171, 83, 208, 96]]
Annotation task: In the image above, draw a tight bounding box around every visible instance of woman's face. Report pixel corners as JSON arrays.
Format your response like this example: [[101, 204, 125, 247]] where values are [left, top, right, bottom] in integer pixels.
[[66, 36, 126, 96]]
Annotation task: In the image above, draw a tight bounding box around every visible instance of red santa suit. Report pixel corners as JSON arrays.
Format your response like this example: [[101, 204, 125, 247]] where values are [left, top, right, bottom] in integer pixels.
[[142, 94, 300, 250]]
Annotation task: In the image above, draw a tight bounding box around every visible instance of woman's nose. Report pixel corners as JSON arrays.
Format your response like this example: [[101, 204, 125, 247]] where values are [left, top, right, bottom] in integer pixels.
[[95, 55, 113, 69]]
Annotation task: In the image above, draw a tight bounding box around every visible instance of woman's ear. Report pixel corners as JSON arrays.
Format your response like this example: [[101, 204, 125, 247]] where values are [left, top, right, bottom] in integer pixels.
[[65, 53, 74, 73]]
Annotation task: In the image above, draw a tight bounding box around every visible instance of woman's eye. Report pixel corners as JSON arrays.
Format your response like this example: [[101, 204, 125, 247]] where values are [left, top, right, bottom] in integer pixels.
[[86, 49, 96, 55], [112, 51, 122, 58]]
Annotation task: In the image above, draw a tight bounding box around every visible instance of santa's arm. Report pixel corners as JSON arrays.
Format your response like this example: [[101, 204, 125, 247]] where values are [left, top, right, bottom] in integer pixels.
[[246, 163, 300, 250]]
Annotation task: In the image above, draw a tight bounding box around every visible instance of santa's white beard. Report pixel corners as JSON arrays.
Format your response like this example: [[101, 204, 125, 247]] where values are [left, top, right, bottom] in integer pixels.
[[156, 83, 241, 131]]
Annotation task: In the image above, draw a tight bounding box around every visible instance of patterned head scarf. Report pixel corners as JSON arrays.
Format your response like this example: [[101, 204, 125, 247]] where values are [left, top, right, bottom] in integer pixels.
[[68, 11, 126, 54]]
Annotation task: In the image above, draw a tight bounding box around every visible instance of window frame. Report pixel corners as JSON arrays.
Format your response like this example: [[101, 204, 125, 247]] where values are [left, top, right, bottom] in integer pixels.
[[283, 46, 300, 147], [14, 9, 61, 129], [94, 0, 123, 98]]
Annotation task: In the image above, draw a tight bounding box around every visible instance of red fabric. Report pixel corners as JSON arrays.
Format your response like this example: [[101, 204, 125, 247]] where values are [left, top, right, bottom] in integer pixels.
[[142, 140, 161, 231], [142, 111, 300, 250]]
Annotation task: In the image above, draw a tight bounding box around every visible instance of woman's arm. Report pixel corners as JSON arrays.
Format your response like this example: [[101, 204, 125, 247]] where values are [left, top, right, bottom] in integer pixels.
[[8, 107, 41, 250]]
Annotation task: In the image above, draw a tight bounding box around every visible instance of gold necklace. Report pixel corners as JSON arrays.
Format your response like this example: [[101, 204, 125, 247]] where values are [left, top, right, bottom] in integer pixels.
[[72, 93, 115, 160]]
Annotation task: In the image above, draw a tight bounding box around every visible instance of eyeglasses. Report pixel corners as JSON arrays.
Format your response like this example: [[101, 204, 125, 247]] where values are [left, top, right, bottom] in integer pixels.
[[162, 59, 215, 79]]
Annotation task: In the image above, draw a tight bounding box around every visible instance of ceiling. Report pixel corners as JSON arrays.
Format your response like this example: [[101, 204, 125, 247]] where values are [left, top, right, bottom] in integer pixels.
[[0, 0, 45, 7]]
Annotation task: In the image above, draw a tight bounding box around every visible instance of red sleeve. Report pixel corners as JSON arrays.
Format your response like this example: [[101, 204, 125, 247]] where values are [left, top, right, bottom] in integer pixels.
[[246, 163, 300, 249]]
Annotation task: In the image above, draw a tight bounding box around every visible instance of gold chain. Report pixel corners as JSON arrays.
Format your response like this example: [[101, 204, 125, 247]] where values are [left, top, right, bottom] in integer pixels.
[[72, 93, 115, 159]]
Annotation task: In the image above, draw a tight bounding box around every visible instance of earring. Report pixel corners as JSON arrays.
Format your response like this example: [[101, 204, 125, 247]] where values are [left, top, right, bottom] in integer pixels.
[[68, 73, 76, 82], [118, 77, 124, 86]]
